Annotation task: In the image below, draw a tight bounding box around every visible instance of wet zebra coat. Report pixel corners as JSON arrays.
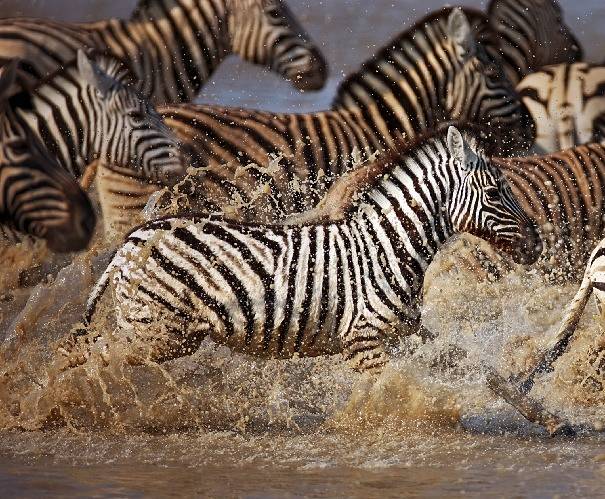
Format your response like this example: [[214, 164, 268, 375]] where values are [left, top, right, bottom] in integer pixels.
[[516, 63, 605, 153], [0, 0, 327, 105], [0, 61, 95, 252], [155, 8, 534, 223], [61, 127, 540, 372]]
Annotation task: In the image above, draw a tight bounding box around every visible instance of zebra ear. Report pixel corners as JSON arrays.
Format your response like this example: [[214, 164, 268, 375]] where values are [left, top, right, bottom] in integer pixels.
[[77, 50, 113, 98], [0, 59, 18, 102], [447, 8, 476, 59], [447, 126, 479, 170]]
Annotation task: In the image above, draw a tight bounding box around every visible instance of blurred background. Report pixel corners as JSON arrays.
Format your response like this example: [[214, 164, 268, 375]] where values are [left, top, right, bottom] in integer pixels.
[[0, 0, 603, 111]]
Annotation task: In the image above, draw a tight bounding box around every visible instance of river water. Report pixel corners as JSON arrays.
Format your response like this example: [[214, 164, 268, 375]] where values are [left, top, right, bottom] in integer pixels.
[[2, 0, 605, 497]]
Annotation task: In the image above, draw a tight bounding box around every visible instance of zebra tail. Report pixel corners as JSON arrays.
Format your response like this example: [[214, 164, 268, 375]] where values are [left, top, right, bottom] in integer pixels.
[[518, 271, 594, 395]]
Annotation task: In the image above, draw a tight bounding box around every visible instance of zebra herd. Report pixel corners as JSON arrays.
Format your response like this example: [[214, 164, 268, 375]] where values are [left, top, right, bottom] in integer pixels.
[[2, 0, 605, 435]]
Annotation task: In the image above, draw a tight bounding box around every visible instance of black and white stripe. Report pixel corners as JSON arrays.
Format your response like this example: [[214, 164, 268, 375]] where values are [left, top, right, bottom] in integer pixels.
[[61, 127, 540, 372], [158, 8, 535, 223], [0, 0, 327, 105], [516, 63, 605, 153]]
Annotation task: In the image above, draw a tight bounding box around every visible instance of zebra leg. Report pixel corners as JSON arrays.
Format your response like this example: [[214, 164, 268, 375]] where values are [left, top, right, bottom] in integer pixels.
[[342, 317, 389, 374]]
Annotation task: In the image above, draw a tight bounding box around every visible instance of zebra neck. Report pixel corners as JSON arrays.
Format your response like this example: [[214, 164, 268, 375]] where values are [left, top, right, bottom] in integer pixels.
[[348, 160, 454, 302], [332, 16, 454, 145]]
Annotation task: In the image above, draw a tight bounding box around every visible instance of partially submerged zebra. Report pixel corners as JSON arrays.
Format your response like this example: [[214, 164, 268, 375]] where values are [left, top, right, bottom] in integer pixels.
[[156, 8, 534, 224], [517, 63, 605, 153], [2, 50, 188, 241], [0, 62, 95, 252], [61, 126, 541, 370], [0, 0, 327, 104]]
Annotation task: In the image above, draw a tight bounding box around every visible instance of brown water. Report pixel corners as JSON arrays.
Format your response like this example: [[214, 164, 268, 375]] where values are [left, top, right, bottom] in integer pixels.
[[2, 0, 605, 497]]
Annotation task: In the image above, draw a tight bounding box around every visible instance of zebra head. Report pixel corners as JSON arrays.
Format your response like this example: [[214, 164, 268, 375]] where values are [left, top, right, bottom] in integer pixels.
[[228, 0, 327, 91], [0, 64, 95, 252], [446, 126, 541, 265], [75, 51, 187, 186], [445, 8, 535, 156], [487, 0, 583, 81]]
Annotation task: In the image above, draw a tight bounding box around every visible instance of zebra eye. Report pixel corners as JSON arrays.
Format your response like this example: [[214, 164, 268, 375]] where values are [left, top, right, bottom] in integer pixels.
[[485, 188, 500, 202]]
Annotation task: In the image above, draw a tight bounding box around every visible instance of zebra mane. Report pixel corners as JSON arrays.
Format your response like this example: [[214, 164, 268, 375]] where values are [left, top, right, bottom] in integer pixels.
[[332, 6, 488, 106], [7, 50, 135, 110]]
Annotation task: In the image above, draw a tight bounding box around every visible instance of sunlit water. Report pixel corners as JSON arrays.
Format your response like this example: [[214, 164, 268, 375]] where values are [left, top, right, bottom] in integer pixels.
[[2, 0, 605, 496]]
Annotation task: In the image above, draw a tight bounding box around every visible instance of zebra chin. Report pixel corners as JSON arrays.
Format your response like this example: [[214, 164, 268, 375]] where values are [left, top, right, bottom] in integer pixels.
[[285, 50, 328, 91]]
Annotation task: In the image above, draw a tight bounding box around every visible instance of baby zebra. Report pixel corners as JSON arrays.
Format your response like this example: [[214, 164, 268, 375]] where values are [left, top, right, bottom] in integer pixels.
[[3, 50, 188, 240], [60, 126, 541, 375], [515, 238, 605, 396], [517, 63, 605, 153], [0, 0, 327, 105]]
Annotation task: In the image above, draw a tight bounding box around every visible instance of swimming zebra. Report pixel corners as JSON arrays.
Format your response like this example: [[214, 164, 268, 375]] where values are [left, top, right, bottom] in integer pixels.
[[156, 8, 534, 223], [4, 50, 188, 239], [484, 0, 582, 85], [60, 126, 541, 369], [0, 0, 327, 105], [0, 62, 95, 252], [516, 63, 605, 153], [514, 238, 605, 396]]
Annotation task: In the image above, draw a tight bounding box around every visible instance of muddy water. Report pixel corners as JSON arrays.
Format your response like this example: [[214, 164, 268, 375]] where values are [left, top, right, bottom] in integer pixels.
[[2, 0, 605, 497]]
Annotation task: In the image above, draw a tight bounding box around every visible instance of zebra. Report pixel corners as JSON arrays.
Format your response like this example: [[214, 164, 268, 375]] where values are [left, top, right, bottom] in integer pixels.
[[154, 7, 535, 224], [516, 63, 605, 153], [4, 50, 188, 238], [513, 238, 605, 396], [58, 126, 577, 436], [0, 61, 95, 252], [484, 0, 582, 86], [0, 0, 327, 105], [60, 125, 541, 370]]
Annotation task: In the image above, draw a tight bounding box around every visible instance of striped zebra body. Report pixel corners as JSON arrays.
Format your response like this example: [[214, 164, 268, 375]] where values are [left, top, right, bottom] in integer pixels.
[[1, 50, 188, 241], [485, 0, 582, 85], [60, 127, 541, 371], [148, 8, 534, 225], [0, 0, 327, 105], [517, 63, 605, 153], [0, 61, 95, 252]]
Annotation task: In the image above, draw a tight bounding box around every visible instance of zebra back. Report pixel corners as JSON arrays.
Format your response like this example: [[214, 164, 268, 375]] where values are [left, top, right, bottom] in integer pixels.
[[331, 7, 533, 156], [0, 0, 327, 105]]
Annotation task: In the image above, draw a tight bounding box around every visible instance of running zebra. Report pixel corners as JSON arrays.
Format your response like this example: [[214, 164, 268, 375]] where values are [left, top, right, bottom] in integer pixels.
[[0, 0, 327, 105], [156, 8, 535, 223], [485, 0, 582, 85], [516, 63, 605, 153], [4, 50, 188, 238], [60, 126, 541, 373], [0, 62, 95, 252], [513, 238, 605, 396]]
